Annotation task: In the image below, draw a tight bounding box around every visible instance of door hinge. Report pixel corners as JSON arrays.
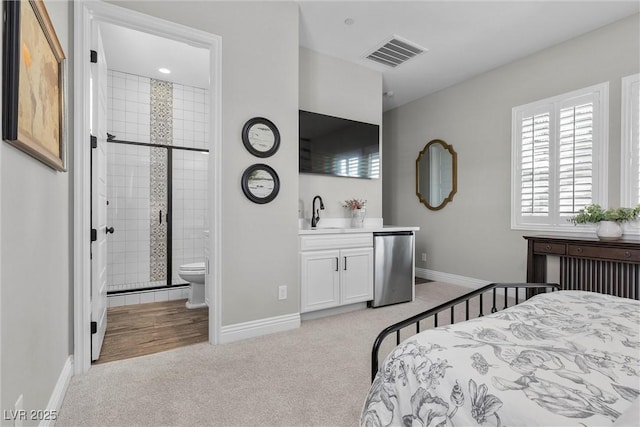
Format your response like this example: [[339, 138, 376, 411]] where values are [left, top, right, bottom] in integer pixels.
[[91, 321, 97, 334], [90, 50, 97, 63], [90, 135, 97, 149], [91, 228, 97, 242]]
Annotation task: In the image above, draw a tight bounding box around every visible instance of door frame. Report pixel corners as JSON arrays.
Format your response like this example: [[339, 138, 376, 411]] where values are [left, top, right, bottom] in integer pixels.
[[73, 1, 223, 374]]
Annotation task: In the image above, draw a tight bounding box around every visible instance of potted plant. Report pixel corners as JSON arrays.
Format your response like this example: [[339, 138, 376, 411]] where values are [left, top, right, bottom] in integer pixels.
[[569, 204, 640, 240]]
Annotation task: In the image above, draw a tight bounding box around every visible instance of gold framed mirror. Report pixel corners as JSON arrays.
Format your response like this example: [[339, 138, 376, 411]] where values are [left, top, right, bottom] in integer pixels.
[[416, 139, 457, 211]]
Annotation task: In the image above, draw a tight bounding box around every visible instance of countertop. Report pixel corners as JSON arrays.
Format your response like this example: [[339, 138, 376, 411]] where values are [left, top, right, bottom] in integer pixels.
[[298, 225, 420, 235]]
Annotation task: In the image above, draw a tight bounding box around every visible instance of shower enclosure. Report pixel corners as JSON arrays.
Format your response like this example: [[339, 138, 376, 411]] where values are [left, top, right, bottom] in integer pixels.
[[105, 70, 209, 296]]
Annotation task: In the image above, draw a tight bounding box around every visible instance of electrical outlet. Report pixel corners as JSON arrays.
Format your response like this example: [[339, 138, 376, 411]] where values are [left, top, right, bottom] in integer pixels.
[[278, 285, 287, 300], [421, 252, 427, 262]]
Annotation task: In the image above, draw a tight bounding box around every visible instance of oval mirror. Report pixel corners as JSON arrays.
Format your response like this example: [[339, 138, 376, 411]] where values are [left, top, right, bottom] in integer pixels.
[[416, 139, 457, 210]]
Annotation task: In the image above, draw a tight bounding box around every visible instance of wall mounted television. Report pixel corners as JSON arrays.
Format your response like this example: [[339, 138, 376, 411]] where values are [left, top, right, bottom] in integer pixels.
[[299, 110, 380, 179]]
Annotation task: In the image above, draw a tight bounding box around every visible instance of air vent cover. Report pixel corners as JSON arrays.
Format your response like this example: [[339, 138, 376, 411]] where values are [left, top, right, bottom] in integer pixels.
[[365, 36, 427, 68]]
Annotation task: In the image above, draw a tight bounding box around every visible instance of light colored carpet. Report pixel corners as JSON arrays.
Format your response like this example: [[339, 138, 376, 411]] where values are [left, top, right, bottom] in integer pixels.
[[57, 282, 474, 427]]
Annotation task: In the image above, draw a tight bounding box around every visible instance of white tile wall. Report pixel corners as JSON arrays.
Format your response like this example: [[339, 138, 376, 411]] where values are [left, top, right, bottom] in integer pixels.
[[173, 83, 209, 150], [106, 69, 209, 292], [106, 143, 151, 289], [108, 70, 151, 143]]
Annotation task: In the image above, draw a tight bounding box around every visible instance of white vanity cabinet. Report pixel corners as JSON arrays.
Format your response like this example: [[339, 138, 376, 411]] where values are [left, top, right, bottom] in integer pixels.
[[300, 233, 373, 313]]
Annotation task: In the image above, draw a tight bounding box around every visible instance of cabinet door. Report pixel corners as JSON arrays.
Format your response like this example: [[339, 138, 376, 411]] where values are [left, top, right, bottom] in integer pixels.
[[300, 250, 340, 313], [341, 247, 374, 305]]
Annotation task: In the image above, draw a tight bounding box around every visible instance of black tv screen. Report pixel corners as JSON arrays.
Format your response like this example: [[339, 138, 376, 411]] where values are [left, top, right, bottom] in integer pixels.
[[299, 110, 380, 179]]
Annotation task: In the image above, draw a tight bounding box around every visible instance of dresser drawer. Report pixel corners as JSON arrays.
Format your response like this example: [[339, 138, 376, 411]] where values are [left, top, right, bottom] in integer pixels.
[[567, 245, 640, 262], [533, 242, 566, 255]]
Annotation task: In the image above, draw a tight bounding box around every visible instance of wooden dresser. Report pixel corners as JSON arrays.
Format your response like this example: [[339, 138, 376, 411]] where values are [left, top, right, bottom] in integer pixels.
[[524, 235, 640, 299]]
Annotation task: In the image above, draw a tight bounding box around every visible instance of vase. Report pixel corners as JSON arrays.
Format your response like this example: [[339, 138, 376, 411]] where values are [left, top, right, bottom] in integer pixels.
[[596, 221, 622, 241], [351, 207, 366, 228]]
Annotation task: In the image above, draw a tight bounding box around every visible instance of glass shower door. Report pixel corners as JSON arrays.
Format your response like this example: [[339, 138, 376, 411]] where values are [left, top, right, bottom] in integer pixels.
[[171, 148, 208, 284], [106, 143, 157, 291]]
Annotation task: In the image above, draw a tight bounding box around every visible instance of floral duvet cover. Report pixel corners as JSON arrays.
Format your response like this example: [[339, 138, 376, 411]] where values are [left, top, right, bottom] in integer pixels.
[[361, 291, 640, 427]]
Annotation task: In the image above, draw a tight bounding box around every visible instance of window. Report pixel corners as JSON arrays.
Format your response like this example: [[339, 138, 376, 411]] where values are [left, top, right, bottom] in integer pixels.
[[621, 74, 640, 234], [512, 83, 608, 231]]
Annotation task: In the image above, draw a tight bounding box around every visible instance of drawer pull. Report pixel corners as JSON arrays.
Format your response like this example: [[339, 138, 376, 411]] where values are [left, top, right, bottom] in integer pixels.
[[625, 251, 632, 259], [545, 245, 551, 251], [576, 247, 583, 254]]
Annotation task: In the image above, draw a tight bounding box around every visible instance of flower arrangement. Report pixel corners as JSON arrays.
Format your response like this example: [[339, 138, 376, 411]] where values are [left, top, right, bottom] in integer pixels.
[[343, 198, 366, 210], [568, 204, 640, 224]]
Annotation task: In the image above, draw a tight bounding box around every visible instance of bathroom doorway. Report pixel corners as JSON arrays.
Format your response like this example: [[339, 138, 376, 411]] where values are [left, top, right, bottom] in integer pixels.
[[94, 23, 210, 363], [75, 0, 223, 371]]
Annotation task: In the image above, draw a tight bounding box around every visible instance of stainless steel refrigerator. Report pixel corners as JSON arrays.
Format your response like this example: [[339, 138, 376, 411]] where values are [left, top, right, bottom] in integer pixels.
[[371, 231, 414, 307]]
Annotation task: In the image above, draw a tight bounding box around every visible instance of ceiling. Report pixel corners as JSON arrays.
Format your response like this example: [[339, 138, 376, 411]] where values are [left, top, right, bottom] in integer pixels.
[[99, 22, 210, 89], [100, 1, 639, 112]]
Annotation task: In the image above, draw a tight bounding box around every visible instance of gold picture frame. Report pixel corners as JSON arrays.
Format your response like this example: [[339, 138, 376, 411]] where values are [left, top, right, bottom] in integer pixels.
[[2, 0, 67, 171]]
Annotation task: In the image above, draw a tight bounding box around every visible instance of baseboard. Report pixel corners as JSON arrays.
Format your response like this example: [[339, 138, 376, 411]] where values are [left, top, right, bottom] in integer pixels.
[[415, 268, 491, 289], [41, 356, 73, 427], [220, 313, 300, 344], [416, 268, 535, 300], [300, 302, 367, 321]]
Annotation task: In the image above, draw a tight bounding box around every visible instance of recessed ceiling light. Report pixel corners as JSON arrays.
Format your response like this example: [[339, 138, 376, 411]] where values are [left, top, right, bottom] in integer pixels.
[[158, 68, 171, 74], [344, 18, 354, 26]]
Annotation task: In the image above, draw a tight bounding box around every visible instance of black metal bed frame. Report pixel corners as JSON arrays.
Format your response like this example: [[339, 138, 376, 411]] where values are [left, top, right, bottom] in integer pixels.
[[370, 282, 560, 382]]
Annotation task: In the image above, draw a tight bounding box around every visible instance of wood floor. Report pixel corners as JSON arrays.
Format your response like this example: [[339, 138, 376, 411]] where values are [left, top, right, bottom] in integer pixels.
[[94, 298, 208, 364]]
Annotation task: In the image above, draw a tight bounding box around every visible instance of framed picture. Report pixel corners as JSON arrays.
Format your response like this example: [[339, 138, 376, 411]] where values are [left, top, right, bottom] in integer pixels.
[[241, 117, 280, 158], [2, 0, 67, 171], [241, 164, 280, 204]]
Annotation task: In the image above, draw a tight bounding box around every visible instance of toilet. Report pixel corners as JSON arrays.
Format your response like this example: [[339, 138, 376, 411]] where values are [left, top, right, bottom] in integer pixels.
[[178, 262, 207, 309]]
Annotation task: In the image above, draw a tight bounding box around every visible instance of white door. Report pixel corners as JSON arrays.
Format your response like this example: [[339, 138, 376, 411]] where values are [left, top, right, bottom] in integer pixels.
[[90, 25, 109, 361]]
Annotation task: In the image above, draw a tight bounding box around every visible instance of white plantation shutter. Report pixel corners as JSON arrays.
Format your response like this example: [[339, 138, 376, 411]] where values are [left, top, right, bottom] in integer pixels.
[[558, 101, 593, 215], [512, 83, 608, 231], [520, 113, 550, 216], [621, 74, 640, 235], [622, 74, 640, 207]]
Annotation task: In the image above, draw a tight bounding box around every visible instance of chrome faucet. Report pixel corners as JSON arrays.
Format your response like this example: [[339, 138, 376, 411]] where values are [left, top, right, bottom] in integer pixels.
[[311, 195, 325, 228]]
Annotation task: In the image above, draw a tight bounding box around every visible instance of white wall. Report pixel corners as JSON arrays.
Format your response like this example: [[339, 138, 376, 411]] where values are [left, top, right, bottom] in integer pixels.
[[299, 48, 383, 221], [109, 1, 300, 326], [384, 14, 640, 283], [0, 0, 72, 421]]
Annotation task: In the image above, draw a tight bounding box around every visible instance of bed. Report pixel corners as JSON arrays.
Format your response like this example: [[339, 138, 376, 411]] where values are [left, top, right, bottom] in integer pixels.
[[361, 284, 640, 427]]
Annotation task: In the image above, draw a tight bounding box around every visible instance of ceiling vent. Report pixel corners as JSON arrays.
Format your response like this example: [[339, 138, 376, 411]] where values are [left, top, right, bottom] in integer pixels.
[[365, 36, 427, 68]]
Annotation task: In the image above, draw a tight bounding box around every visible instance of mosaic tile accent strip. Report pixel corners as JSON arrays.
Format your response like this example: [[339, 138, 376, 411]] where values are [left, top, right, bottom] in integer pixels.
[[150, 79, 173, 146], [150, 147, 168, 281], [149, 79, 173, 281]]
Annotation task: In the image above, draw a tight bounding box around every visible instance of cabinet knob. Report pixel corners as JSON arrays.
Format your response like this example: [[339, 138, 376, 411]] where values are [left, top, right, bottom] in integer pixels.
[[576, 247, 583, 254], [624, 251, 632, 259], [545, 244, 551, 251]]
